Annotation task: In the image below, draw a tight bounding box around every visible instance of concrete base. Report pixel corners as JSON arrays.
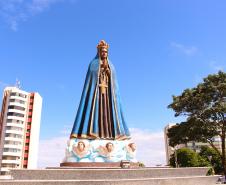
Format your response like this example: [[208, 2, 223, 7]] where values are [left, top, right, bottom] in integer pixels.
[[0, 167, 219, 185], [64, 139, 137, 163], [60, 162, 139, 168], [0, 176, 219, 185]]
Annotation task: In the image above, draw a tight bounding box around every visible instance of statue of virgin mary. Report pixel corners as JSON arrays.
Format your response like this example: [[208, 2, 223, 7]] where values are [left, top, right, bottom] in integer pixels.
[[70, 40, 130, 140]]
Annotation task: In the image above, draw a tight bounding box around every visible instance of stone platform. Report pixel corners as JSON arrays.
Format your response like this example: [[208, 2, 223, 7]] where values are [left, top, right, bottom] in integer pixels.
[[0, 167, 219, 185], [60, 162, 139, 168]]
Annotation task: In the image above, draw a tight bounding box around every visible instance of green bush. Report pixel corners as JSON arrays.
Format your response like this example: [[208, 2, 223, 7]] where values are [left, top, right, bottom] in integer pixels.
[[199, 146, 223, 174], [170, 148, 210, 167]]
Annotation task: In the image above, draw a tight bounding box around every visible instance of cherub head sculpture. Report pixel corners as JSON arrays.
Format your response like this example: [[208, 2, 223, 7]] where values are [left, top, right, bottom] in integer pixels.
[[77, 141, 85, 152], [106, 142, 114, 153], [128, 143, 136, 152]]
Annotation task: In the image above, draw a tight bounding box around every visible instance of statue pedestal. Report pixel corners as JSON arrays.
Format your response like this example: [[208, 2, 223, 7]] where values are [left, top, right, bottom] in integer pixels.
[[60, 162, 140, 168], [63, 139, 137, 163]]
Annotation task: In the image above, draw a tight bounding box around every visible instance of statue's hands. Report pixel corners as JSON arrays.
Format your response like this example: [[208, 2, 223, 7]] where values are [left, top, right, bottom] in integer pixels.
[[106, 68, 111, 76]]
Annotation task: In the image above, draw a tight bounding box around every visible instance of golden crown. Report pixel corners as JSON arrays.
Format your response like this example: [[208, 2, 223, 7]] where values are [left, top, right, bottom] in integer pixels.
[[97, 40, 109, 51]]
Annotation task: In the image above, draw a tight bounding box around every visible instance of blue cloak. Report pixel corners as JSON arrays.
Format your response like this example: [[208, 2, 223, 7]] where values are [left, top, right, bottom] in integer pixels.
[[70, 56, 130, 140]]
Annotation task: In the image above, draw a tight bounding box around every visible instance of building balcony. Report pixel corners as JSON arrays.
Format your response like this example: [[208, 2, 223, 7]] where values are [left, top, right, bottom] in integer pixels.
[[4, 137, 23, 142], [6, 123, 24, 129], [8, 108, 26, 115], [5, 129, 24, 135], [7, 116, 25, 122], [8, 102, 27, 108], [1, 160, 20, 164], [3, 144, 23, 150], [9, 95, 28, 101], [2, 152, 22, 157], [0, 168, 10, 172]]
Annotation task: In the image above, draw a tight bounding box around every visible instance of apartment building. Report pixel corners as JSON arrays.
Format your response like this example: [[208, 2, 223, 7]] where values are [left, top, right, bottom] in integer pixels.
[[0, 87, 42, 177]]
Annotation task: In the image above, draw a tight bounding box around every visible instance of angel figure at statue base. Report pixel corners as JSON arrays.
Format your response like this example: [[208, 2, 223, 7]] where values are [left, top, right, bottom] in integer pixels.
[[67, 141, 92, 162], [125, 142, 137, 162], [94, 142, 124, 162]]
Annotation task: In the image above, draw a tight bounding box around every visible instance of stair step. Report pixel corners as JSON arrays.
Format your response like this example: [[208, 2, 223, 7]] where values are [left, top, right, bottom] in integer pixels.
[[10, 167, 210, 180], [0, 176, 219, 185]]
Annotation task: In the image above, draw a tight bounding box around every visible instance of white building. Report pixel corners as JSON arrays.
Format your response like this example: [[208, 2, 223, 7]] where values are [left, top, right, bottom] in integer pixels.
[[164, 124, 183, 165], [0, 87, 42, 177], [164, 124, 221, 165]]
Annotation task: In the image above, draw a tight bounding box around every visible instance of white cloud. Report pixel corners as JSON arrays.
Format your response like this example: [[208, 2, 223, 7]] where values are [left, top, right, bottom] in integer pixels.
[[130, 128, 165, 166], [170, 42, 198, 56], [0, 0, 76, 31], [38, 136, 68, 168], [37, 128, 166, 168]]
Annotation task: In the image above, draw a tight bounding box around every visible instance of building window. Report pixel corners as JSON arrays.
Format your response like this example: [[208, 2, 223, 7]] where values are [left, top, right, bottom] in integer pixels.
[[5, 140, 22, 145], [3, 148, 21, 152], [5, 133, 23, 139], [10, 92, 27, 98], [9, 99, 25, 104], [8, 105, 25, 111], [1, 164, 17, 168], [7, 119, 24, 124], [17, 120, 24, 124], [7, 112, 24, 118], [6, 126, 23, 131], [1, 171, 10, 175], [20, 93, 27, 98], [6, 119, 13, 123], [2, 156, 17, 160], [10, 92, 17, 96]]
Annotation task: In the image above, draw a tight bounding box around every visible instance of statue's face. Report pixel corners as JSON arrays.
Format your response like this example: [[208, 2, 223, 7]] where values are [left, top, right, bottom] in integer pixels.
[[100, 48, 108, 59], [77, 142, 85, 151], [106, 143, 114, 152]]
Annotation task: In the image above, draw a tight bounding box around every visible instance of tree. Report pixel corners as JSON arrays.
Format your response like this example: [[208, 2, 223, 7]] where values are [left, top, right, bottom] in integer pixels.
[[199, 146, 223, 174], [170, 148, 210, 167], [167, 71, 226, 174]]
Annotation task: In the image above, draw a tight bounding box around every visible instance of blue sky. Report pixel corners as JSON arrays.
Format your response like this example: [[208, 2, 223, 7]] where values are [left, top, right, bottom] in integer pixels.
[[0, 0, 226, 166]]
